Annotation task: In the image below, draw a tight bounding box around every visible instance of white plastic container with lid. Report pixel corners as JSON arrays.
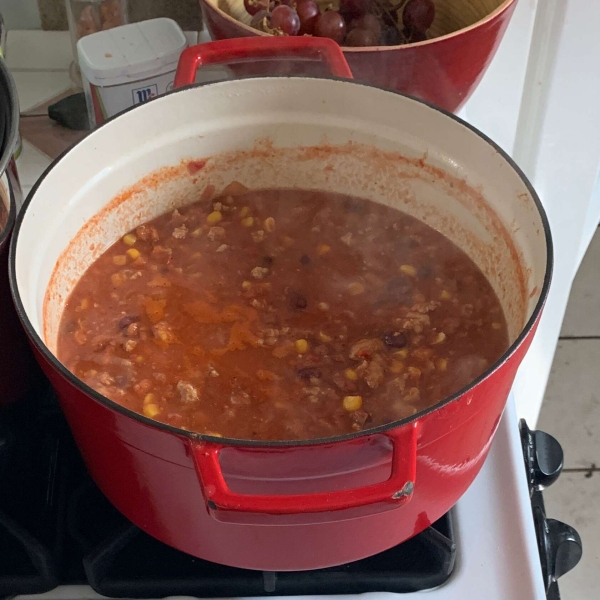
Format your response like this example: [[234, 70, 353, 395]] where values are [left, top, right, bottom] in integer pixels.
[[77, 17, 187, 127]]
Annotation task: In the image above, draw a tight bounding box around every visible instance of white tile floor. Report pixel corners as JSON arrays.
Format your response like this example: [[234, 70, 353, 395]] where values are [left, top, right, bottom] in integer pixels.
[[5, 27, 599, 600], [538, 228, 600, 599]]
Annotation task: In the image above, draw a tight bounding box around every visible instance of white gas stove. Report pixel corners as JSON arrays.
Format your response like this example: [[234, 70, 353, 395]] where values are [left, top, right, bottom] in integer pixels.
[[5, 395, 579, 600]]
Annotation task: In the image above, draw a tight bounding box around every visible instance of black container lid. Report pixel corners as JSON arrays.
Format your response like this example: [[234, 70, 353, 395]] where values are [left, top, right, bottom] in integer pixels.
[[0, 56, 19, 179]]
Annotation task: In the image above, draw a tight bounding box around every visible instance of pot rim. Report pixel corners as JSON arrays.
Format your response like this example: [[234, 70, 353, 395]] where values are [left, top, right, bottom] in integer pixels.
[[0, 59, 20, 180], [8, 74, 553, 448], [0, 173, 16, 251], [201, 0, 517, 53]]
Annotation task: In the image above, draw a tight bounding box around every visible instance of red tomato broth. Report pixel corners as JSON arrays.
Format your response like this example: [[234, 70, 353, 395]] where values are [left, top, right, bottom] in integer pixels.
[[57, 187, 508, 441]]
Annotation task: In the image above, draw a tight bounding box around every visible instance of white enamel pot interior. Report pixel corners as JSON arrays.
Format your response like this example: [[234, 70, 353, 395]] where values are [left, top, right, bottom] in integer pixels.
[[11, 77, 551, 406]]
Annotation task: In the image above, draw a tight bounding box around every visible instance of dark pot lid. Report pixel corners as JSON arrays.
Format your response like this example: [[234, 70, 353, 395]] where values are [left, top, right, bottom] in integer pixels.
[[0, 56, 19, 179]]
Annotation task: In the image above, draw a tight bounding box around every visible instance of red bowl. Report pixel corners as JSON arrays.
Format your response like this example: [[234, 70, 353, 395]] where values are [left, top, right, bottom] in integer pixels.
[[199, 0, 517, 113]]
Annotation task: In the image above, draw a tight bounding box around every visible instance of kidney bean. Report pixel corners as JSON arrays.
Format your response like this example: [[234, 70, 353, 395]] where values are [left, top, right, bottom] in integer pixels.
[[297, 366, 322, 381], [383, 331, 408, 348], [118, 315, 140, 330], [287, 290, 308, 310]]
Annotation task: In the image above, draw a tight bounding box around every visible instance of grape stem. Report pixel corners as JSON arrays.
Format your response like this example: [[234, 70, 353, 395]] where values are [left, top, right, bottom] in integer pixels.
[[371, 0, 410, 37]]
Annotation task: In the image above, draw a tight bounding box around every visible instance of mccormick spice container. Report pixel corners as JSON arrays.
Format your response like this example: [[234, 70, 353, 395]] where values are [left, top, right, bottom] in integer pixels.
[[77, 18, 187, 127]]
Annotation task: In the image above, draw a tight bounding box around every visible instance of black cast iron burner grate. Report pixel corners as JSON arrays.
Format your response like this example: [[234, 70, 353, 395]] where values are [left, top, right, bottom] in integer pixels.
[[0, 385, 456, 599], [74, 485, 455, 598]]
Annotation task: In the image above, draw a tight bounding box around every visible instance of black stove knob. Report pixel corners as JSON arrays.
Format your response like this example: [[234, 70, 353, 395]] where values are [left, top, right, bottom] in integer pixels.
[[532, 430, 563, 490], [546, 518, 583, 580], [534, 508, 583, 593], [519, 420, 564, 492]]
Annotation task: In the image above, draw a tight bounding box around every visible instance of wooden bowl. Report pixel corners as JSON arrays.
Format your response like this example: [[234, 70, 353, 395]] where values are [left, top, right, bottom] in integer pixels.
[[199, 0, 517, 112]]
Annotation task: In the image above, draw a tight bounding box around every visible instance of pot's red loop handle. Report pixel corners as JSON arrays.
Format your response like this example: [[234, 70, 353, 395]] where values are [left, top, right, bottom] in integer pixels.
[[191, 423, 418, 521], [174, 37, 353, 88]]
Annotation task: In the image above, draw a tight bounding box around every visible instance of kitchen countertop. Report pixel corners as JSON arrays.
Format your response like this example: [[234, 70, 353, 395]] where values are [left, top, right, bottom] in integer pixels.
[[5, 29, 200, 198]]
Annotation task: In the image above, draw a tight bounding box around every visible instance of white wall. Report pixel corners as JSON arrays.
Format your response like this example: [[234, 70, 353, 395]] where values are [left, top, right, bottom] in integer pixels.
[[464, 0, 600, 426], [0, 0, 42, 30]]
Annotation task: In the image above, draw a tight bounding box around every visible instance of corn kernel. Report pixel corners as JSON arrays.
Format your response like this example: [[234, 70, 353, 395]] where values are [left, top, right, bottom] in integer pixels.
[[436, 358, 448, 371], [264, 217, 276, 232], [319, 331, 332, 343], [144, 393, 156, 405], [347, 282, 365, 296], [122, 233, 137, 246], [79, 298, 89, 310], [113, 255, 127, 266], [206, 211, 223, 224], [394, 348, 409, 358], [318, 302, 330, 311], [191, 252, 202, 259], [492, 322, 502, 330], [343, 395, 363, 412], [191, 228, 203, 237], [390, 360, 404, 373], [241, 216, 254, 227], [317, 244, 331, 256], [440, 290, 452, 301], [127, 248, 141, 260], [242, 280, 252, 290], [135, 355, 145, 364], [295, 339, 309, 354], [239, 206, 250, 218], [282, 235, 295, 247], [408, 366, 421, 380], [432, 332, 446, 344], [143, 403, 160, 418], [344, 368, 358, 381], [400, 264, 417, 277], [111, 273, 125, 287]]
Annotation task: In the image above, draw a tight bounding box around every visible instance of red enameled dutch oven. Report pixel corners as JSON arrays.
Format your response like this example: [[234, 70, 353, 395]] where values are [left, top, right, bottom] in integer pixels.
[[9, 38, 552, 571], [199, 0, 518, 113]]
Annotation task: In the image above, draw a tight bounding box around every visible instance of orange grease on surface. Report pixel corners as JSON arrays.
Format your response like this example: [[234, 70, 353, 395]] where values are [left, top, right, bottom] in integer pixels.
[[183, 302, 259, 355]]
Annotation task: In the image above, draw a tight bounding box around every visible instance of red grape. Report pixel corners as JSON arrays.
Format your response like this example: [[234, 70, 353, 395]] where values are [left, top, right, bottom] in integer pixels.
[[244, 0, 270, 16], [314, 11, 347, 44], [296, 0, 320, 35], [404, 26, 427, 43], [349, 14, 381, 37], [403, 0, 435, 33], [345, 27, 380, 47], [271, 4, 301, 35], [383, 26, 402, 46], [340, 0, 369, 18]]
